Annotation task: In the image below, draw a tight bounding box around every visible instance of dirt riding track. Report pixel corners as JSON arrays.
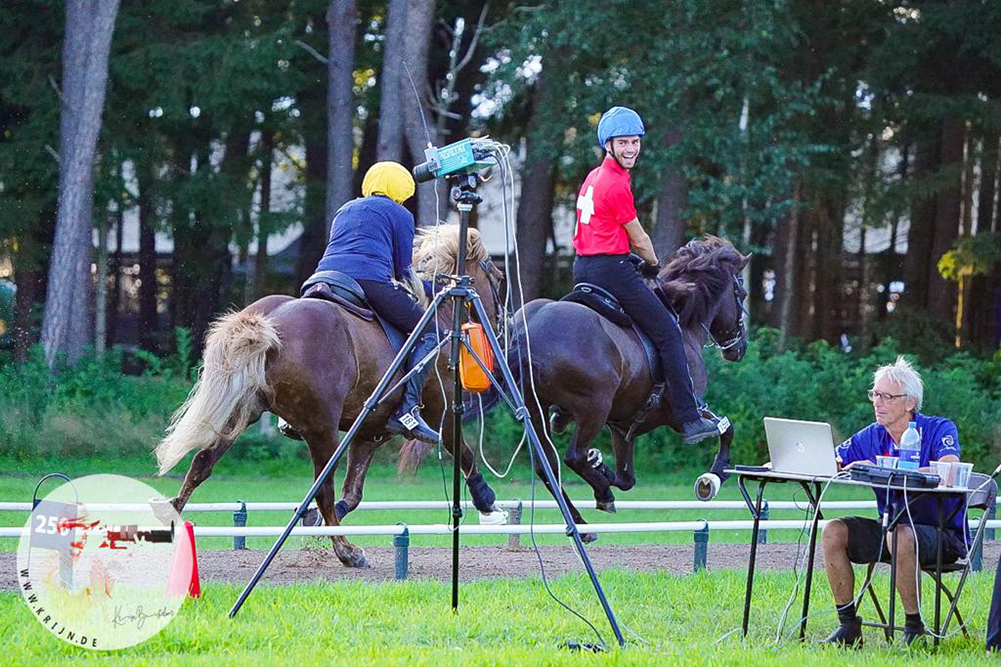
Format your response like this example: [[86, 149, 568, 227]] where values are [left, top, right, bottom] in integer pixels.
[[4, 542, 1000, 589]]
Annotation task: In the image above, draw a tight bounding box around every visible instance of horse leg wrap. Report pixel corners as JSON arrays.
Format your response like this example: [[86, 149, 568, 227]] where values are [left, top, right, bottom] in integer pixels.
[[466, 472, 496, 513], [335, 500, 350, 520]]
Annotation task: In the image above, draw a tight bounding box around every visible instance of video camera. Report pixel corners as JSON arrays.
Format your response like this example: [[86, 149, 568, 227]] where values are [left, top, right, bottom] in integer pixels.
[[412, 137, 499, 183]]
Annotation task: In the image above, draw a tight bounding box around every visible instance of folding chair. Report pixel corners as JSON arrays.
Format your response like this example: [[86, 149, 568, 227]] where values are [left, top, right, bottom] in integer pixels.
[[858, 471, 997, 640]]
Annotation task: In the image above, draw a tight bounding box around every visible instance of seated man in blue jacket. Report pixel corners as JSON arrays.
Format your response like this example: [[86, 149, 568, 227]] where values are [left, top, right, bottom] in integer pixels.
[[315, 161, 439, 444], [821, 356, 965, 647]]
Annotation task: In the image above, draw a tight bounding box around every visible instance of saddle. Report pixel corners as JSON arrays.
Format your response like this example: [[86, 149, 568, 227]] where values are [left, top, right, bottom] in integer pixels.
[[300, 270, 406, 352], [559, 282, 666, 442]]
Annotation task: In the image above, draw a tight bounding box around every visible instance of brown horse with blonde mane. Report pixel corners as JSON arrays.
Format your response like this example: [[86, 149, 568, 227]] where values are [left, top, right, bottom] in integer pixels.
[[508, 235, 749, 537], [154, 224, 504, 567]]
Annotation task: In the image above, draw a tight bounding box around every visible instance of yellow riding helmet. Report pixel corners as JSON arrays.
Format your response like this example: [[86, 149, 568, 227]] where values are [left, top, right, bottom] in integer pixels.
[[361, 161, 415, 204]]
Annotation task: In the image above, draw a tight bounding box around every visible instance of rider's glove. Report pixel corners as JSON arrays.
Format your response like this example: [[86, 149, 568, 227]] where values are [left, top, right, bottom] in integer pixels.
[[639, 261, 660, 279]]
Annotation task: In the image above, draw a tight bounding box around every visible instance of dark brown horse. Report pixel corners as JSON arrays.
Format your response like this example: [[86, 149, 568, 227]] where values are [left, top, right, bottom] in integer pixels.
[[154, 225, 504, 568], [508, 236, 749, 537]]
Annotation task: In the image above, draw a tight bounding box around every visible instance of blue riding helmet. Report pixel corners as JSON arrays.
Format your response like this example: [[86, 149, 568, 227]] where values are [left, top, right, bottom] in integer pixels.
[[596, 106, 646, 147]]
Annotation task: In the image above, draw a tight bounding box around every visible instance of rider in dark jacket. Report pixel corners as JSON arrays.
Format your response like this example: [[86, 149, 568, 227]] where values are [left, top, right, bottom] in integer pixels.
[[572, 106, 723, 445], [316, 161, 440, 444]]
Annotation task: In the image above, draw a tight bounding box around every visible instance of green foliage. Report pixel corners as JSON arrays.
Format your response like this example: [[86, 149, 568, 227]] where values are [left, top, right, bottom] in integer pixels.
[[939, 232, 1001, 281]]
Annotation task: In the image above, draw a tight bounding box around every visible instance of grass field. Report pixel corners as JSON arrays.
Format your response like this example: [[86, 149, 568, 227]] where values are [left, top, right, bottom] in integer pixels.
[[1, 568, 994, 665], [2, 455, 998, 663]]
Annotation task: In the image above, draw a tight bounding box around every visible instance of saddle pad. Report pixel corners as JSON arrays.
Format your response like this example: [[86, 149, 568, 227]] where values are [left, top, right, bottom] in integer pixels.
[[560, 284, 662, 382], [300, 271, 407, 353]]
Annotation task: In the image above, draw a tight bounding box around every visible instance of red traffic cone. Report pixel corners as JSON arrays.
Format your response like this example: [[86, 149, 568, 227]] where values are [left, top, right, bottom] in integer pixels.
[[166, 520, 201, 598]]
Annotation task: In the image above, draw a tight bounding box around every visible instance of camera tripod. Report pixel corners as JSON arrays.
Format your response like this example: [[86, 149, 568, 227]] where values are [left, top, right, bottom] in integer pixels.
[[228, 172, 624, 647]]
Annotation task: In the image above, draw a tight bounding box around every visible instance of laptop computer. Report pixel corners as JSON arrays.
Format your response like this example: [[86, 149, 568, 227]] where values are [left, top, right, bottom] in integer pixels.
[[763, 417, 838, 477]]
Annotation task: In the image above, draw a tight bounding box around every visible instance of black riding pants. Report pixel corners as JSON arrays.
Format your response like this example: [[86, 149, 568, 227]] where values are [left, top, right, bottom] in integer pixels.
[[573, 254, 700, 424], [356, 279, 426, 334]]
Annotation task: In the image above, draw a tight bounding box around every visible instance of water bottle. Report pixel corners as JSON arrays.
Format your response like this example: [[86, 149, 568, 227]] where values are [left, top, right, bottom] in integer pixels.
[[898, 421, 921, 470]]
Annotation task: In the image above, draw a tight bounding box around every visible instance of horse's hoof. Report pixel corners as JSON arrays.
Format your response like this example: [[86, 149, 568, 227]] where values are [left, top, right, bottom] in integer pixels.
[[694, 473, 721, 501], [478, 506, 509, 525], [595, 500, 616, 514], [342, 548, 368, 569], [149, 497, 179, 525], [587, 448, 603, 468], [580, 532, 599, 544], [301, 508, 323, 527], [277, 417, 304, 441], [550, 407, 571, 434]]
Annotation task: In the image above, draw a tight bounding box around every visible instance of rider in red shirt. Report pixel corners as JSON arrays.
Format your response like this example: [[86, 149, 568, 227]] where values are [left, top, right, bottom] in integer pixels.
[[573, 106, 723, 445]]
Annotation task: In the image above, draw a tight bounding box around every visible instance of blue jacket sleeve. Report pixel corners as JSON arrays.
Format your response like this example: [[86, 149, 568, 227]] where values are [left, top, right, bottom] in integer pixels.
[[836, 432, 867, 465], [930, 419, 961, 460], [392, 207, 415, 282]]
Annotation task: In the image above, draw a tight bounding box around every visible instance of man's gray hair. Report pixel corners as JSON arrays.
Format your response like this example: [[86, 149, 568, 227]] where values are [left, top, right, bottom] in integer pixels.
[[873, 355, 923, 411]]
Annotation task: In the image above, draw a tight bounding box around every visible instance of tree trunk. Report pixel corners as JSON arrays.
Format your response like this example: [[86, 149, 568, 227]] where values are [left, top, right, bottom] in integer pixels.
[[969, 131, 999, 347], [252, 133, 274, 301], [107, 204, 123, 346], [326, 0, 357, 223], [94, 213, 108, 357], [904, 136, 938, 311], [296, 90, 331, 287], [976, 132, 998, 235], [813, 192, 846, 343], [513, 47, 563, 303], [651, 125, 687, 258], [927, 115, 964, 323], [772, 180, 801, 349], [376, 0, 407, 161], [137, 160, 159, 353], [41, 0, 120, 367], [401, 0, 443, 227], [12, 208, 56, 363], [353, 112, 379, 196]]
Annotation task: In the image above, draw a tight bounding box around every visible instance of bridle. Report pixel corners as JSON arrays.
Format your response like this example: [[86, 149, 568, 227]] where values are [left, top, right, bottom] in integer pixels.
[[477, 258, 507, 339], [702, 274, 747, 352]]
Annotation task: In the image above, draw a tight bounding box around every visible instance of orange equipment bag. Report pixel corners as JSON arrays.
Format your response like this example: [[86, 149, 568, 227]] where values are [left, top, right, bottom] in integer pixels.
[[459, 322, 493, 392]]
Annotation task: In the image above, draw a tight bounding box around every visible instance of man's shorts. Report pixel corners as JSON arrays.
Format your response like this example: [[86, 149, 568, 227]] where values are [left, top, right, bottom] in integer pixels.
[[839, 516, 966, 566]]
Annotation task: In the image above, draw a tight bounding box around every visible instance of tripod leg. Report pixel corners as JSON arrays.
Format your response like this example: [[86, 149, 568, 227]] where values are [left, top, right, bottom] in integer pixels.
[[229, 289, 453, 618], [469, 293, 625, 647]]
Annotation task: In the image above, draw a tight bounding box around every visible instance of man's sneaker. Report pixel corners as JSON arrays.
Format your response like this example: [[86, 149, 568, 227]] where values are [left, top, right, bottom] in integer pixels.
[[681, 417, 722, 445], [822, 616, 863, 648], [903, 620, 925, 646]]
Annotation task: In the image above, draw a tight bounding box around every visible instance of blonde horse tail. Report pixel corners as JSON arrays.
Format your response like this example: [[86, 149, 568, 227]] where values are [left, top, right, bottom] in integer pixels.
[[397, 438, 437, 475], [154, 310, 282, 475]]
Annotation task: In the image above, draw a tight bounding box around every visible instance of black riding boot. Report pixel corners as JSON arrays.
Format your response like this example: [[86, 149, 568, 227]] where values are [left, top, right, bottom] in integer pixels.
[[385, 333, 441, 444]]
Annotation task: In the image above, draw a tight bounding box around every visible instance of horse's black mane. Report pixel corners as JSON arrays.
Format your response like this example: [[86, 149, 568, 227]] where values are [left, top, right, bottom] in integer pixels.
[[659, 235, 744, 329]]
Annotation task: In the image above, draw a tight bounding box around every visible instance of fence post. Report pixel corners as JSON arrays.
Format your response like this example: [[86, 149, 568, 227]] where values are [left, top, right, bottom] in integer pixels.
[[507, 500, 523, 550], [233, 500, 247, 551], [693, 521, 709, 572], [394, 524, 410, 580], [758, 500, 769, 544]]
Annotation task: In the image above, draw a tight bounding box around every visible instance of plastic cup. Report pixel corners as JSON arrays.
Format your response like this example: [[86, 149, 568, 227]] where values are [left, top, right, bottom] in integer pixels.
[[951, 462, 973, 489], [930, 460, 954, 487], [875, 455, 898, 469]]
